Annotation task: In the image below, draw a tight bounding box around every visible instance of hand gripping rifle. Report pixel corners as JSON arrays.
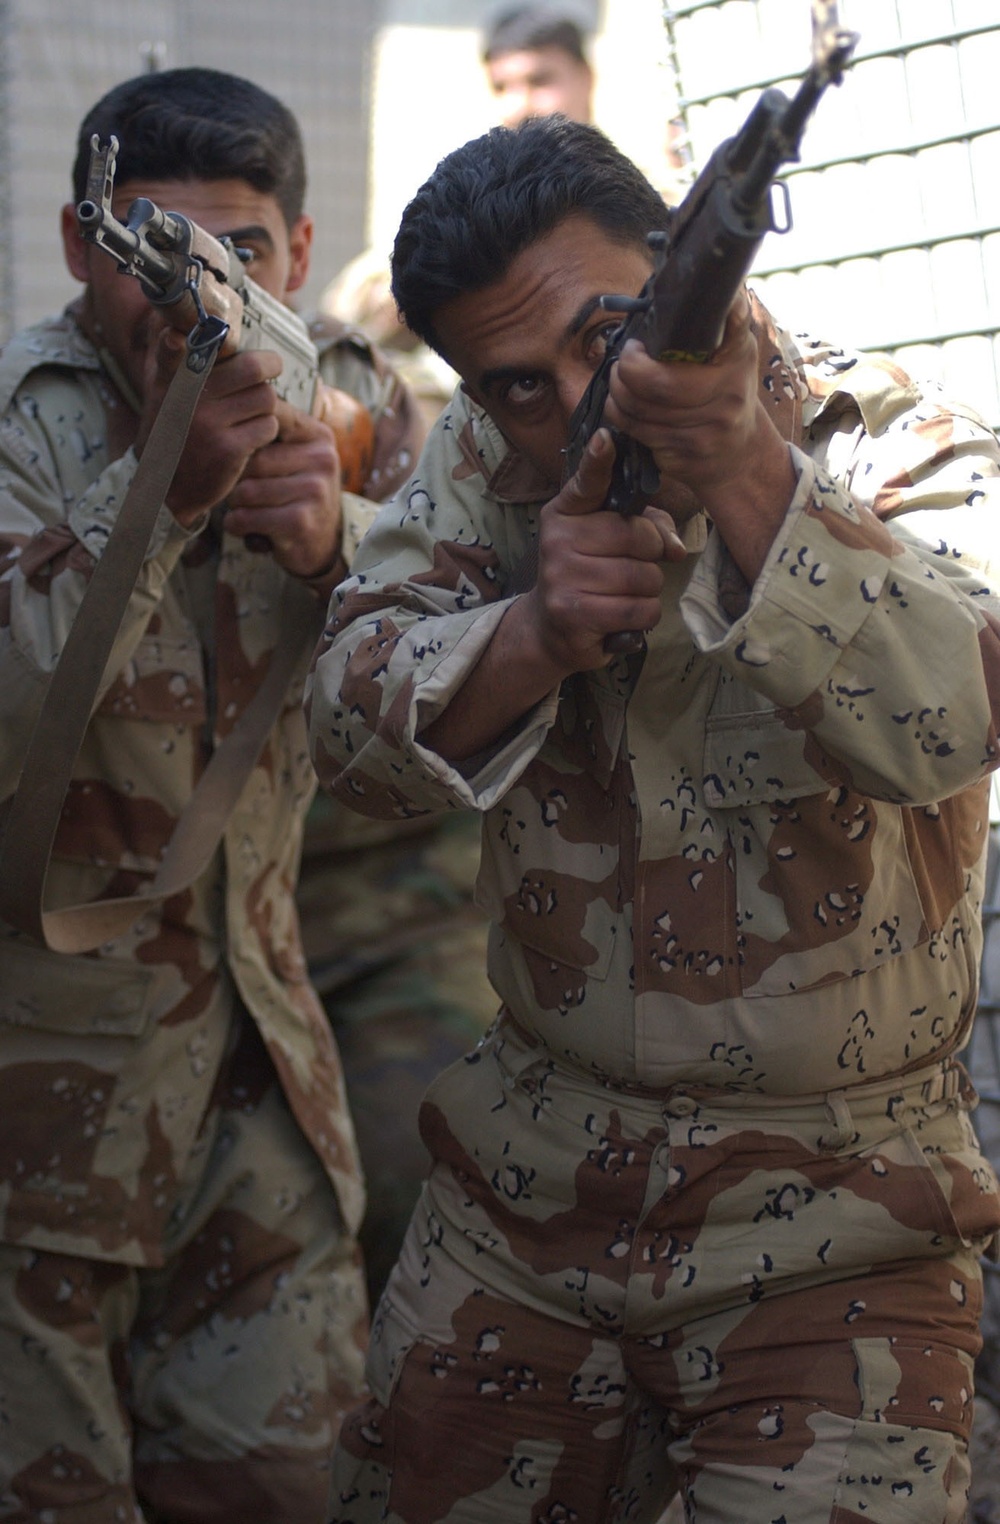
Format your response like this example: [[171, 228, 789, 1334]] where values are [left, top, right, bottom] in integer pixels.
[[562, 4, 858, 651], [76, 134, 376, 541], [0, 135, 366, 954]]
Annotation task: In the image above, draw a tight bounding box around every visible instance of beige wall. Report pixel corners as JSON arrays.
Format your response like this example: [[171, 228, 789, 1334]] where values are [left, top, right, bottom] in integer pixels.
[[366, 1, 680, 260]]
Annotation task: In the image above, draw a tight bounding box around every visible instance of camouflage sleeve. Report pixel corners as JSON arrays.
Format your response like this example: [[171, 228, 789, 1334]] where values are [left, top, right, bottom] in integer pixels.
[[820, 378, 1000, 578], [305, 409, 559, 820], [0, 371, 198, 801], [683, 410, 1000, 804]]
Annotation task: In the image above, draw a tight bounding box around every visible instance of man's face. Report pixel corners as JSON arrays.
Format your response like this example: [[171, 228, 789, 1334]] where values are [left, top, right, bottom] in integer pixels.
[[61, 176, 312, 402], [485, 45, 593, 127], [435, 214, 652, 489]]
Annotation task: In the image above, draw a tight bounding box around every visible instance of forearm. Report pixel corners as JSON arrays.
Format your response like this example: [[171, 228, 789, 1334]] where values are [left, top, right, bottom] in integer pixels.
[[419, 594, 565, 763], [685, 452, 1000, 803], [697, 416, 798, 585], [308, 577, 564, 822]]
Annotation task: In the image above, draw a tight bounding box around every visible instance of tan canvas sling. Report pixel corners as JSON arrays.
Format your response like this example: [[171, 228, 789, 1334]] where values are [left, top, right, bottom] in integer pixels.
[[0, 318, 321, 954]]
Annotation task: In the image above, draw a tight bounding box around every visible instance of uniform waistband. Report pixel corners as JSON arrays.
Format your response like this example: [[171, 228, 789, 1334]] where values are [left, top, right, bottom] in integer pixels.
[[677, 1055, 972, 1114], [491, 1022, 975, 1149]]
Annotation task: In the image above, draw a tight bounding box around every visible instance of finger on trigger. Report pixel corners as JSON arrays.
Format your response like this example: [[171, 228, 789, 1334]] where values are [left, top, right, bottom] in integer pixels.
[[272, 396, 318, 441], [644, 505, 687, 560]]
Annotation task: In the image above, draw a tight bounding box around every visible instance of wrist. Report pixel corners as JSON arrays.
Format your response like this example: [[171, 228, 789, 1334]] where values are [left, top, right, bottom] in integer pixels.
[[507, 592, 581, 687], [294, 546, 348, 598]]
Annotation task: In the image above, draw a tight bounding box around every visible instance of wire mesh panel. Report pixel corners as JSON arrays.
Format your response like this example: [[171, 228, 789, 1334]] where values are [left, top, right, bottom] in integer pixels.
[[0, 0, 12, 347], [969, 827, 1000, 1409], [664, 0, 1000, 428]]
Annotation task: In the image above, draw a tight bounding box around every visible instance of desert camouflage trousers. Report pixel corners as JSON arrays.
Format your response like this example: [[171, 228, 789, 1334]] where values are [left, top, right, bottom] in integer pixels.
[[298, 809, 497, 1306], [0, 1012, 367, 1524], [330, 1020, 1000, 1524]]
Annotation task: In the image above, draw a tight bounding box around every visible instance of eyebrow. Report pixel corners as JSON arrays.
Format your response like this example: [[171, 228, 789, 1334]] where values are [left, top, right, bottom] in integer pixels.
[[477, 292, 624, 395], [221, 223, 276, 252], [566, 293, 605, 337]]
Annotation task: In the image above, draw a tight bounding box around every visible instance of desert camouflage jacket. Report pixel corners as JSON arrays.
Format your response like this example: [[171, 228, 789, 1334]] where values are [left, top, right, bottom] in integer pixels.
[[307, 302, 1000, 1097], [0, 305, 423, 1263]]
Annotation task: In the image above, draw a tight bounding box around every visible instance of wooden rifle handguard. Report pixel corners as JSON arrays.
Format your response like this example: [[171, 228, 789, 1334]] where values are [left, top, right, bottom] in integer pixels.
[[314, 383, 377, 494]]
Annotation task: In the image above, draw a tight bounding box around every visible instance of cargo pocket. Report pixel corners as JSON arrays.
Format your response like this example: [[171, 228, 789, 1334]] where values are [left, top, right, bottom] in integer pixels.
[[329, 1291, 420, 1518], [898, 1106, 1000, 1253], [0, 941, 157, 1233], [832, 1336, 974, 1522], [366, 1290, 423, 1409]]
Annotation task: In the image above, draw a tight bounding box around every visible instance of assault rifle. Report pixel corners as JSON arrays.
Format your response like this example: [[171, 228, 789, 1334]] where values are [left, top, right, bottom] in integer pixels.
[[564, 7, 858, 648], [76, 134, 375, 533]]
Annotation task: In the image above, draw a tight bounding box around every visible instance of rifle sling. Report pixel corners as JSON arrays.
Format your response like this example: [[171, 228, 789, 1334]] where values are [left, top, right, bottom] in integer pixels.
[[0, 323, 321, 954]]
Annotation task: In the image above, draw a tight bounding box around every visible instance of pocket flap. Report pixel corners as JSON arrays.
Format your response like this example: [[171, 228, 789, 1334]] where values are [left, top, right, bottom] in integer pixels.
[[0, 940, 154, 1036], [703, 709, 832, 808]]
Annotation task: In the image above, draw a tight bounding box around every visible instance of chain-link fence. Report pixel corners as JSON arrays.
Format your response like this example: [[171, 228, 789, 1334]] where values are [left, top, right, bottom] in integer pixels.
[[665, 0, 1000, 429]]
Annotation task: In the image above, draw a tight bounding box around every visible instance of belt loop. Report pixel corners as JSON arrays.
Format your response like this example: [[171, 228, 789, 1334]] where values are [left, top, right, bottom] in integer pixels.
[[817, 1089, 855, 1152], [920, 1058, 975, 1109]]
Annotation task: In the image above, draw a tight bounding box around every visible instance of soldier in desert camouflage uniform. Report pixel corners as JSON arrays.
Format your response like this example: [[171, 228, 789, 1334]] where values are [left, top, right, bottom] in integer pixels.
[[307, 116, 1000, 1523], [0, 67, 430, 1524]]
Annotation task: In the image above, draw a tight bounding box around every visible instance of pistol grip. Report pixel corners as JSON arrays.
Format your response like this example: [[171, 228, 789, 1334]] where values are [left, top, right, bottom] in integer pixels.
[[604, 629, 646, 656]]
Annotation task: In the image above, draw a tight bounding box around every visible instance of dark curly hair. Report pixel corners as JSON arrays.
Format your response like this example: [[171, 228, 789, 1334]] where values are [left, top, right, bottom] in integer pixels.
[[391, 114, 670, 359], [72, 67, 306, 228]]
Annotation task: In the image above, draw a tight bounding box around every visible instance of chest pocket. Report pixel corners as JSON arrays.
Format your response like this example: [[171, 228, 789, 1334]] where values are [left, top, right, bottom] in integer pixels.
[[0, 938, 154, 1036], [703, 679, 927, 998]]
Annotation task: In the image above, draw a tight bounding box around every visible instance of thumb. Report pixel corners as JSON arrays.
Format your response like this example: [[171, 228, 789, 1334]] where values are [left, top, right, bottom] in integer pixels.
[[273, 395, 337, 447], [559, 426, 615, 516], [147, 324, 186, 388]]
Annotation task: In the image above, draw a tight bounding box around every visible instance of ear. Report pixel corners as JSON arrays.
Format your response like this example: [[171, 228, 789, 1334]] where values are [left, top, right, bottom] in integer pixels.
[[60, 202, 91, 283], [284, 213, 313, 295]]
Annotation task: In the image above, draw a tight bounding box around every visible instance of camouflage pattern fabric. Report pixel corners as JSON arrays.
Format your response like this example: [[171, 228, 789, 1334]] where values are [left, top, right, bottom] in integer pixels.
[[0, 303, 423, 1520], [297, 802, 496, 1304], [0, 1011, 367, 1522], [304, 319, 496, 1307], [331, 1034, 991, 1522], [306, 298, 1000, 1520]]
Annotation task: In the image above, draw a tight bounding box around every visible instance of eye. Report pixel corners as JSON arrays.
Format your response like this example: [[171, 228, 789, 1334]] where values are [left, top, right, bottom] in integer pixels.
[[238, 244, 265, 267], [500, 374, 547, 408], [585, 319, 621, 366]]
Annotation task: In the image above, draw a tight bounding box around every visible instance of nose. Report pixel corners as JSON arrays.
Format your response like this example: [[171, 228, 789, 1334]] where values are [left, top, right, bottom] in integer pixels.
[[559, 361, 597, 422]]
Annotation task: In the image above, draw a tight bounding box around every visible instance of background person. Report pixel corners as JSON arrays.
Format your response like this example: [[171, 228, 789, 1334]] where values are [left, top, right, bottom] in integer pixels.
[[481, 3, 595, 126], [317, 4, 596, 416], [0, 66, 423, 1523]]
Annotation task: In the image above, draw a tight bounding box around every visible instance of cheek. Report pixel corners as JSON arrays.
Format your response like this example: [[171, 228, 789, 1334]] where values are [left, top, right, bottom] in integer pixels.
[[503, 418, 567, 487], [247, 258, 291, 299], [88, 272, 153, 351]]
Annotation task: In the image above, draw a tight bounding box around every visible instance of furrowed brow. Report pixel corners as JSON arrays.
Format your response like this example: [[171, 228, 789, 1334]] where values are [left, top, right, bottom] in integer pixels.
[[222, 224, 276, 252]]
